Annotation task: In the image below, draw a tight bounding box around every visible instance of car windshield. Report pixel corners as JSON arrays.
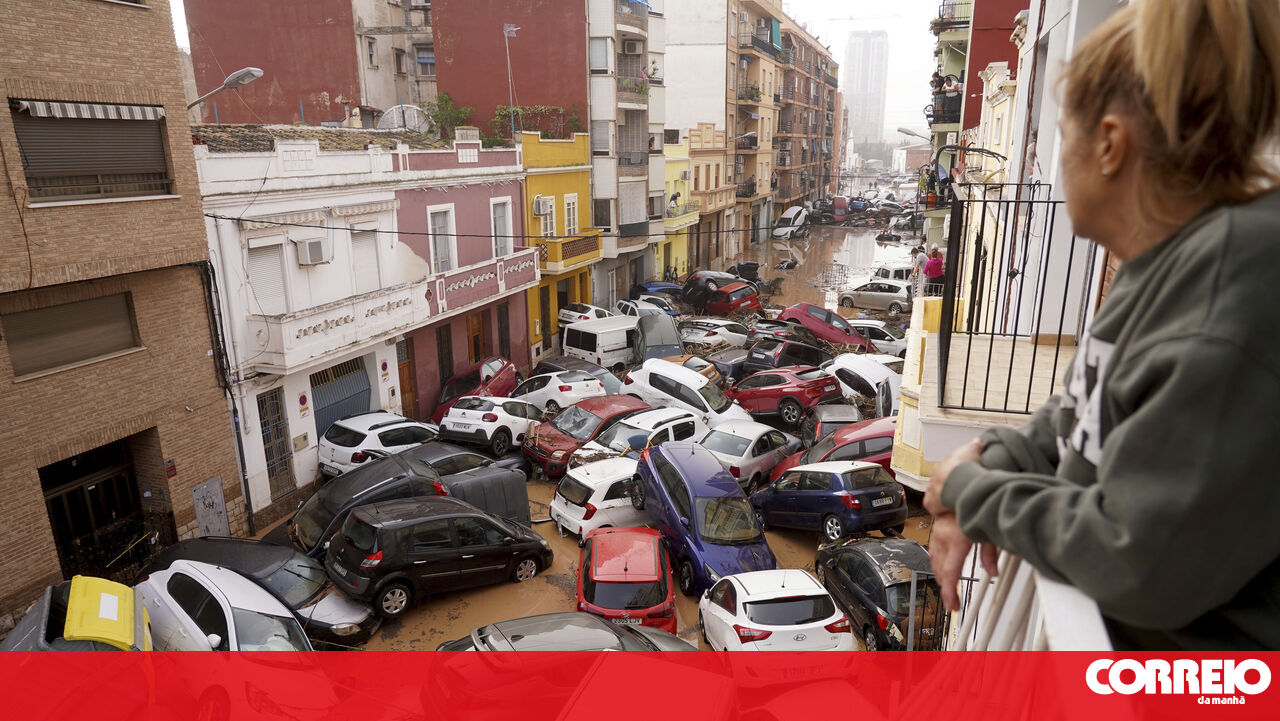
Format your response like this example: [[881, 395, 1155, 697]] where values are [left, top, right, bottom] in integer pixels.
[[842, 466, 896, 489], [695, 497, 764, 545], [556, 475, 594, 506], [293, 492, 335, 551], [399, 454, 440, 479], [440, 371, 481, 402], [231, 608, 311, 651], [259, 555, 329, 608], [322, 425, 365, 448], [804, 433, 839, 464], [700, 430, 751, 457], [880, 324, 905, 339], [796, 369, 828, 381], [885, 580, 941, 618], [744, 595, 836, 626], [698, 384, 731, 413], [551, 406, 605, 442], [592, 421, 647, 451], [584, 578, 668, 610]]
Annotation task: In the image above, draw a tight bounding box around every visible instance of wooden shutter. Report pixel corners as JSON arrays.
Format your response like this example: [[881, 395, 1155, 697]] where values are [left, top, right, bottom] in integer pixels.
[[247, 245, 287, 315], [351, 231, 379, 294]]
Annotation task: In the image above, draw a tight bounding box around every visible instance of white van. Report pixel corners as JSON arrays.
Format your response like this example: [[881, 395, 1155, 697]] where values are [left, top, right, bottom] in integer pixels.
[[562, 315, 640, 371]]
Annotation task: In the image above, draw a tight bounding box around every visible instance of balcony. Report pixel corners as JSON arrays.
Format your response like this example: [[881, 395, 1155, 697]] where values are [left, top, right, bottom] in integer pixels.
[[535, 231, 602, 274], [777, 153, 792, 168], [692, 185, 735, 213], [824, 72, 838, 88], [737, 83, 764, 105], [617, 150, 648, 177], [616, 53, 650, 105], [928, 92, 963, 126], [736, 180, 757, 198], [664, 200, 701, 230], [778, 48, 794, 66], [615, 0, 648, 32], [738, 33, 779, 60], [931, 1, 973, 36], [777, 120, 794, 135], [735, 134, 759, 151], [773, 92, 781, 105], [781, 88, 795, 105]]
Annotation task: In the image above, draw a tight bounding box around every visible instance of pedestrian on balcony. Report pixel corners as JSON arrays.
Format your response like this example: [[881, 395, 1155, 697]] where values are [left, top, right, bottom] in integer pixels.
[[931, 72, 945, 93], [924, 0, 1280, 650], [923, 248, 945, 294], [909, 247, 926, 280]]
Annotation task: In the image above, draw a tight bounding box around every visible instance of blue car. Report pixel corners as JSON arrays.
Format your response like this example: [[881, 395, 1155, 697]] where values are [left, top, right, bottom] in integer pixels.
[[750, 461, 908, 543], [629, 280, 684, 301], [632, 442, 777, 596]]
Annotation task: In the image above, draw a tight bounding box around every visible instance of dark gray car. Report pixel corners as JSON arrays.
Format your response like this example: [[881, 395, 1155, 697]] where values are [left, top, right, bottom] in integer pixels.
[[741, 339, 833, 376], [437, 611, 695, 650], [634, 314, 685, 361]]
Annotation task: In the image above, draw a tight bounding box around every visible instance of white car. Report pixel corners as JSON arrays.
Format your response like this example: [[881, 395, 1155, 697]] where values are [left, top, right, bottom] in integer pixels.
[[698, 570, 853, 651], [438, 395, 543, 456], [511, 370, 606, 413], [548, 457, 648, 539], [624, 358, 751, 428], [571, 407, 707, 466], [318, 411, 439, 476], [772, 205, 810, 239], [558, 302, 615, 326], [636, 294, 680, 314], [863, 353, 905, 374], [136, 559, 314, 651], [847, 319, 908, 357], [698, 420, 801, 493], [821, 354, 902, 416], [679, 318, 752, 347], [614, 299, 668, 318]]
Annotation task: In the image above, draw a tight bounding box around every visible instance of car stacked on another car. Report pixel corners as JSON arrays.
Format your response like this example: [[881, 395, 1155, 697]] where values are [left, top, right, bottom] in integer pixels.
[[771, 416, 898, 482], [698, 570, 852, 651], [432, 356, 522, 423], [549, 457, 649, 538], [438, 396, 543, 456], [576, 527, 676, 634], [570, 407, 706, 465], [698, 420, 800, 493], [624, 359, 750, 429], [822, 353, 902, 416], [523, 395, 650, 478], [679, 318, 752, 347], [746, 318, 821, 348], [815, 535, 943, 651], [848, 319, 908, 357], [510, 370, 606, 414], [799, 405, 865, 448], [437, 611, 695, 651], [613, 299, 669, 318], [318, 411, 438, 477], [741, 339, 834, 377], [532, 355, 624, 395], [751, 461, 907, 542], [662, 354, 724, 387], [725, 366, 843, 427], [705, 282, 764, 317], [558, 302, 615, 326], [776, 302, 872, 351]]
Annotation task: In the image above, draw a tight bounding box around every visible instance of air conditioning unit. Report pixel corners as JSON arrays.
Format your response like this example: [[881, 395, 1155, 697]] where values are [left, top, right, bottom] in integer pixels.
[[294, 237, 333, 265], [533, 195, 554, 216], [781, 141, 792, 151], [622, 40, 643, 55], [680, 170, 691, 181]]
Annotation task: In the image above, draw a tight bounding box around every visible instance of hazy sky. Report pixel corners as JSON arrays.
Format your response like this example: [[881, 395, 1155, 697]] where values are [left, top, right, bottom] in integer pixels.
[[170, 0, 934, 142]]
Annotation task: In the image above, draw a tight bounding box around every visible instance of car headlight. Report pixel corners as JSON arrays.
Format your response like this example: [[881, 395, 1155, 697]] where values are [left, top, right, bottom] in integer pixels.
[[551, 449, 568, 459], [539, 538, 551, 550], [330, 622, 360, 636], [703, 563, 722, 584]]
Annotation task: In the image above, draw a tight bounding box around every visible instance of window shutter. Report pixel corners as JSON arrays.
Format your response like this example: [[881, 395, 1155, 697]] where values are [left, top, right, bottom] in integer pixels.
[[12, 114, 166, 176], [2, 294, 138, 376], [351, 231, 379, 294], [247, 245, 287, 315]]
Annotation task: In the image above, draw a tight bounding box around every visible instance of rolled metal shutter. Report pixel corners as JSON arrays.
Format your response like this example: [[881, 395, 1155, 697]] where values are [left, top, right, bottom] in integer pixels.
[[310, 358, 372, 436], [11, 113, 167, 175]]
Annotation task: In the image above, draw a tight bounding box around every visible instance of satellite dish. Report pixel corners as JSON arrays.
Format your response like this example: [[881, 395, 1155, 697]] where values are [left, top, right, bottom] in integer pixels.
[[376, 104, 434, 134]]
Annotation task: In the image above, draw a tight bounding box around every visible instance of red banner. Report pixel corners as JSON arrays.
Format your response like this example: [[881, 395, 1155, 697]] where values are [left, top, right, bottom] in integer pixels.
[[2, 652, 1276, 721]]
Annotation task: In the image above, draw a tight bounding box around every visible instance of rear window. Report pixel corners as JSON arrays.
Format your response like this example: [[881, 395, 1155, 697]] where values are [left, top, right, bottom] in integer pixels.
[[561, 370, 595, 384], [323, 425, 366, 448], [584, 579, 667, 610], [452, 398, 494, 412], [565, 328, 597, 353], [840, 466, 897, 489], [795, 369, 827, 381], [440, 371, 481, 402], [753, 340, 780, 355], [565, 303, 590, 313], [341, 514, 378, 553], [684, 357, 711, 372], [557, 475, 594, 507], [700, 430, 751, 457], [744, 595, 835, 626]]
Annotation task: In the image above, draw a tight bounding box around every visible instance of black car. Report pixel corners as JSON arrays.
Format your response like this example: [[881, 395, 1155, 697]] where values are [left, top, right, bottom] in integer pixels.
[[799, 405, 865, 448], [289, 442, 527, 558], [814, 536, 944, 651], [741, 338, 833, 376], [706, 348, 750, 384], [326, 497, 553, 618], [725, 261, 760, 282], [682, 270, 739, 309], [436, 611, 695, 651], [747, 318, 821, 347], [138, 537, 380, 647], [532, 355, 624, 395]]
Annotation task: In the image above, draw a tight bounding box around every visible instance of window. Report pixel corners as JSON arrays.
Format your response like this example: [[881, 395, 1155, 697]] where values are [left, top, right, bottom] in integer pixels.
[[491, 199, 511, 257], [455, 518, 506, 547], [367, 39, 377, 67], [800, 472, 833, 492], [564, 194, 578, 236], [592, 199, 611, 229], [394, 48, 407, 74], [589, 38, 609, 73], [351, 230, 379, 294], [436, 326, 453, 378], [664, 129, 679, 144], [428, 207, 455, 272], [416, 46, 436, 76], [540, 196, 556, 237], [648, 195, 663, 220], [863, 436, 893, 455], [378, 426, 434, 447], [2, 293, 140, 377], [166, 573, 229, 650], [11, 102, 171, 201], [411, 520, 453, 550], [693, 166, 700, 191]]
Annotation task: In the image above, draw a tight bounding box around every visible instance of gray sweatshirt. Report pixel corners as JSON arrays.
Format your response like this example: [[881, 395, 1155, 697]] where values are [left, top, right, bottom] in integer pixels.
[[941, 189, 1280, 650]]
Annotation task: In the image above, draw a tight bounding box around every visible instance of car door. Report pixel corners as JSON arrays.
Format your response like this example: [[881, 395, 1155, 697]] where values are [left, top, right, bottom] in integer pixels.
[[803, 304, 828, 339], [668, 418, 701, 443], [500, 400, 541, 440], [852, 283, 876, 308], [831, 553, 874, 628], [794, 471, 836, 528], [511, 375, 551, 408], [405, 518, 464, 594], [377, 425, 435, 455], [161, 571, 231, 651], [746, 433, 775, 480], [786, 344, 821, 368], [730, 374, 774, 413], [672, 383, 712, 423], [759, 431, 792, 475], [766, 472, 803, 528], [826, 439, 866, 463], [452, 517, 516, 588], [701, 579, 738, 649]]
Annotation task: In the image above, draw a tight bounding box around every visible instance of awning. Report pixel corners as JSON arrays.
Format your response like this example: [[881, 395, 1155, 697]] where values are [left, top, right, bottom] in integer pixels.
[[748, 112, 760, 119], [627, 0, 653, 7], [12, 99, 164, 121]]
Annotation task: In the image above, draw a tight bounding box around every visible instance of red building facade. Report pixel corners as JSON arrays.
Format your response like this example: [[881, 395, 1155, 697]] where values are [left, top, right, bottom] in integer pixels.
[[961, 0, 1030, 130]]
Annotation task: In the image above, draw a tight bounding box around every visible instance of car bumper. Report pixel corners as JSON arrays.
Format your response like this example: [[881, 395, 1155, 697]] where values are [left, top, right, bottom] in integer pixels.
[[548, 502, 586, 538], [327, 558, 375, 602], [522, 444, 568, 477], [308, 612, 383, 649], [844, 504, 909, 532], [439, 426, 492, 446]]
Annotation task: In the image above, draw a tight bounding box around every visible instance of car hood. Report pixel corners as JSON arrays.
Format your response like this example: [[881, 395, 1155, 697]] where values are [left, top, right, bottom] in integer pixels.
[[770, 450, 805, 480], [299, 585, 374, 626], [714, 404, 752, 423], [702, 538, 777, 577], [532, 426, 583, 452]]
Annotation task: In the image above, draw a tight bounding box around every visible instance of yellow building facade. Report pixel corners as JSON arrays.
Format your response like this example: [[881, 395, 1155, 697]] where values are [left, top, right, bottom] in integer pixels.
[[661, 138, 698, 279], [519, 131, 603, 363]]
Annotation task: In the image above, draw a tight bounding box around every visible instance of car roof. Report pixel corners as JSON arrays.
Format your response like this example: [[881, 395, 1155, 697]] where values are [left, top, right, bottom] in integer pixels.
[[588, 528, 663, 582], [731, 569, 824, 599], [574, 394, 649, 415], [319, 455, 414, 508], [838, 537, 932, 582], [788, 460, 882, 475], [717, 281, 753, 293], [847, 319, 888, 329], [486, 612, 629, 651], [333, 411, 414, 433], [152, 537, 296, 579], [872, 278, 912, 289], [563, 315, 640, 332], [169, 559, 293, 617], [621, 407, 696, 429], [832, 416, 897, 443], [534, 355, 607, 374], [352, 496, 476, 527], [705, 419, 774, 439], [639, 358, 710, 388], [810, 404, 864, 421], [399, 439, 478, 464], [655, 442, 740, 497], [830, 354, 896, 382], [567, 457, 640, 485]]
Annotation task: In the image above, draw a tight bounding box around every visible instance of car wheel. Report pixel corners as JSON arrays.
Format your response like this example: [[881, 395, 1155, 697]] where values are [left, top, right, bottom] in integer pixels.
[[889, 302, 904, 314], [779, 398, 803, 427], [375, 582, 412, 619], [545, 400, 561, 415], [677, 559, 697, 597], [863, 626, 880, 652], [511, 557, 539, 583], [823, 514, 845, 542], [706, 281, 718, 292], [746, 473, 762, 495], [698, 611, 712, 647], [490, 429, 512, 456], [840, 297, 854, 308], [630, 477, 646, 510], [890, 522, 906, 534], [755, 508, 769, 531]]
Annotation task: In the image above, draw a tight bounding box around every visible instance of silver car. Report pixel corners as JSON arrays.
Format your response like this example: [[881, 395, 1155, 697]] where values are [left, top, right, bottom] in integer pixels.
[[698, 419, 801, 494], [839, 279, 913, 314]]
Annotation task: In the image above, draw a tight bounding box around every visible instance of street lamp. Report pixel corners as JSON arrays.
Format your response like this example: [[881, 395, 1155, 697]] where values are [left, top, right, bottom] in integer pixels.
[[897, 127, 930, 142], [188, 67, 264, 110], [503, 24, 519, 140]]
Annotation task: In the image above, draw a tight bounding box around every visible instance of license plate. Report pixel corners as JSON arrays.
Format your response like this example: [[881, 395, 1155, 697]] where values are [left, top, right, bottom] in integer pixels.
[[320, 464, 340, 476], [610, 618, 641, 625], [330, 561, 348, 578], [824, 385, 837, 391], [452, 422, 471, 430], [872, 497, 893, 507]]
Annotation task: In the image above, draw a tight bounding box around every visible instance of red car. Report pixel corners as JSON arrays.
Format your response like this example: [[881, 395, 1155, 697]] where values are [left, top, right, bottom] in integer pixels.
[[522, 395, 649, 477], [770, 415, 897, 481], [725, 366, 843, 427], [705, 282, 763, 316], [576, 527, 676, 634], [776, 302, 872, 350], [431, 356, 522, 423]]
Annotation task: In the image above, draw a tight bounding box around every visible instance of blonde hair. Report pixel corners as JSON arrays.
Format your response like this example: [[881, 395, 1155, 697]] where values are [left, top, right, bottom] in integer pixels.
[[1063, 0, 1280, 208]]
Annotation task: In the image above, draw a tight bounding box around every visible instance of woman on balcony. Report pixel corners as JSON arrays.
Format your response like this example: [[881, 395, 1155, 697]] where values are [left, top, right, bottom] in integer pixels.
[[924, 0, 1280, 650]]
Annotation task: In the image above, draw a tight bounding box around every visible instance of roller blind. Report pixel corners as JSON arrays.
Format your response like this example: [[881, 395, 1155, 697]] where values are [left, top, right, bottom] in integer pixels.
[[247, 245, 287, 315], [351, 231, 380, 294], [2, 294, 139, 376], [11, 113, 167, 176]]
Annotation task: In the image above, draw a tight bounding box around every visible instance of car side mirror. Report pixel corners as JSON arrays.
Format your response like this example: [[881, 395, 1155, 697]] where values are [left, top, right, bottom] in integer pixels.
[[679, 517, 689, 529], [502, 537, 516, 545], [483, 375, 493, 383], [206, 633, 222, 650]]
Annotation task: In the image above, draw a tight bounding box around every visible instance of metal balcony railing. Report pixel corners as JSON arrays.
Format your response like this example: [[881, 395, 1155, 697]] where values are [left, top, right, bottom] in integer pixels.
[[737, 84, 764, 103], [928, 91, 962, 125], [617, 150, 648, 166], [736, 181, 757, 198], [615, 0, 649, 29], [664, 200, 700, 218], [738, 33, 779, 60], [932, 1, 974, 33]]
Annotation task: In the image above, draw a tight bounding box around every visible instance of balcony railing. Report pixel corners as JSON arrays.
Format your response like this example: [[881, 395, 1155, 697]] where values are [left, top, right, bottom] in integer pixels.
[[617, 150, 648, 166], [931, 1, 973, 34], [781, 88, 795, 103], [615, 0, 648, 30], [777, 154, 792, 167], [824, 72, 838, 88], [778, 120, 794, 134], [936, 183, 1099, 414], [735, 136, 759, 150], [664, 201, 701, 222], [536, 232, 602, 273], [773, 92, 781, 105], [927, 91, 962, 125], [736, 181, 757, 198], [738, 33, 779, 60], [737, 84, 764, 103]]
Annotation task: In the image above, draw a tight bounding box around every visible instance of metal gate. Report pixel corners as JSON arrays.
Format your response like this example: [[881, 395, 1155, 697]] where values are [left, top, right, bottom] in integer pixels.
[[309, 357, 371, 437], [257, 387, 297, 501]]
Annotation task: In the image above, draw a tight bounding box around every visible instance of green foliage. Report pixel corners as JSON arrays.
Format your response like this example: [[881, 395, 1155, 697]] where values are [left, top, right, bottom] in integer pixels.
[[490, 104, 585, 140], [419, 92, 472, 140]]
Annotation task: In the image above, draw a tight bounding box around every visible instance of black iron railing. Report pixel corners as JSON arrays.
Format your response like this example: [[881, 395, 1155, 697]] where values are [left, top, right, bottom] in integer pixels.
[[936, 183, 1099, 414]]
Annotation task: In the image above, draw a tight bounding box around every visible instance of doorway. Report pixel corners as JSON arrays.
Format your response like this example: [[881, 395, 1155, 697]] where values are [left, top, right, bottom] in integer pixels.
[[397, 338, 417, 418], [467, 312, 484, 363], [539, 285, 552, 351], [257, 387, 297, 501]]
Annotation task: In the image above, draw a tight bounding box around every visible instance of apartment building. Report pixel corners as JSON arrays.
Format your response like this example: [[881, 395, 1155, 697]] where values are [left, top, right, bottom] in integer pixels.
[[0, 0, 241, 629], [660, 135, 698, 279], [778, 18, 841, 215], [185, 0, 437, 126]]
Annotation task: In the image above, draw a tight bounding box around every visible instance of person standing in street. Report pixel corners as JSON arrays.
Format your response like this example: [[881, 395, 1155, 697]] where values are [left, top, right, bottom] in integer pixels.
[[924, 0, 1280, 650]]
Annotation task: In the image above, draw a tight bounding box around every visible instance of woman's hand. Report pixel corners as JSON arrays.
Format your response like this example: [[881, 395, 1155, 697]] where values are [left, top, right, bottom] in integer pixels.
[[924, 437, 983, 516]]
